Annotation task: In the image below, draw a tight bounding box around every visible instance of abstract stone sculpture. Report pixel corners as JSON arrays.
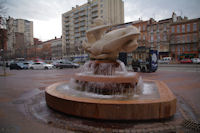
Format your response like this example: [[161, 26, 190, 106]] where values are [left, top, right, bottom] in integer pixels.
[[82, 18, 140, 60]]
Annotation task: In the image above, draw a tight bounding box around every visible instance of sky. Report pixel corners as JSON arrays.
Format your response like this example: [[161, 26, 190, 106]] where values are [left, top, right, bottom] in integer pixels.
[[2, 0, 200, 41]]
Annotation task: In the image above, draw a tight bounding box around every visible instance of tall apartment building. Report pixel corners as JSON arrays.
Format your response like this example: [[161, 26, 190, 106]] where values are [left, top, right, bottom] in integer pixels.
[[62, 0, 124, 58], [7, 17, 33, 57]]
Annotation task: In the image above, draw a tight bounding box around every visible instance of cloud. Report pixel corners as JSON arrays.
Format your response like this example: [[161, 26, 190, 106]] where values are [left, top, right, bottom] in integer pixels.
[[125, 0, 200, 22]]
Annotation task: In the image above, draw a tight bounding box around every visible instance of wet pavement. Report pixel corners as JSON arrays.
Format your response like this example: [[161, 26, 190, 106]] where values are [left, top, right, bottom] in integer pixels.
[[0, 66, 200, 133]]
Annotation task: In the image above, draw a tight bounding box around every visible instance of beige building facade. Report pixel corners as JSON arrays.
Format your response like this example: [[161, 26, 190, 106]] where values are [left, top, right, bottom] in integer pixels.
[[62, 0, 124, 58], [7, 17, 33, 57]]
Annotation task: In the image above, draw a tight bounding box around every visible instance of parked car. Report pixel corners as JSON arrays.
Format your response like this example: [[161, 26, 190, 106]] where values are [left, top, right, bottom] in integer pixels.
[[191, 58, 200, 64], [29, 62, 54, 70], [22, 61, 34, 69], [10, 62, 25, 70], [158, 57, 172, 64], [55, 60, 80, 69], [6, 60, 14, 67], [180, 59, 192, 64]]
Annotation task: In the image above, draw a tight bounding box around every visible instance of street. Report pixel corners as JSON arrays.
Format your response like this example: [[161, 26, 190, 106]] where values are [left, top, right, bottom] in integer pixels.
[[0, 65, 200, 132]]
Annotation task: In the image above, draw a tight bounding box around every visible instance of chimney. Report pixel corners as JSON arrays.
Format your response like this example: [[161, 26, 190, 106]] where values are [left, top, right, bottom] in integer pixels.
[[55, 36, 57, 40]]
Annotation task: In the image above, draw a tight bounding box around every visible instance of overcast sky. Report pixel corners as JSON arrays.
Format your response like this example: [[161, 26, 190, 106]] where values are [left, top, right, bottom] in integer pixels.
[[2, 0, 200, 41]]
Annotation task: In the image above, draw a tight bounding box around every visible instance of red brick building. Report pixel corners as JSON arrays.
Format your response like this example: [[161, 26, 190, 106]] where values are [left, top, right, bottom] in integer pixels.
[[170, 18, 200, 60], [132, 20, 149, 48]]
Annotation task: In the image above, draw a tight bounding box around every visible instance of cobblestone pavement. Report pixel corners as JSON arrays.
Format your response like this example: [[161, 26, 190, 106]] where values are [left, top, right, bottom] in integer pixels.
[[0, 67, 200, 133]]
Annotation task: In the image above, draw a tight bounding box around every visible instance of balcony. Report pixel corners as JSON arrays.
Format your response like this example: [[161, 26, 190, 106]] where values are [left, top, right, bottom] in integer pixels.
[[75, 29, 79, 33], [80, 27, 85, 31], [73, 14, 79, 19], [91, 1, 98, 7], [75, 33, 80, 38], [80, 12, 86, 16], [74, 19, 79, 23], [65, 32, 69, 35], [91, 13, 98, 18], [65, 19, 69, 23], [91, 7, 98, 13], [74, 24, 79, 28], [65, 27, 69, 31], [79, 17, 86, 22]]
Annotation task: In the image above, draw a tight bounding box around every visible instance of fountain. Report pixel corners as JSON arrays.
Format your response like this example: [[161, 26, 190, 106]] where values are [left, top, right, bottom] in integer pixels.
[[45, 18, 176, 120]]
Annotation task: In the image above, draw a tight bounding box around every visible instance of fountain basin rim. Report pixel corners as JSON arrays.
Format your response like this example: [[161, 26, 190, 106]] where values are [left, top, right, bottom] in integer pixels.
[[45, 79, 176, 120], [45, 80, 176, 104]]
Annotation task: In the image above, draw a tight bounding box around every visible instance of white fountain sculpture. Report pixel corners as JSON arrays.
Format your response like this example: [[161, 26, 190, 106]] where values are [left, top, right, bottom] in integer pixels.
[[82, 18, 140, 60]]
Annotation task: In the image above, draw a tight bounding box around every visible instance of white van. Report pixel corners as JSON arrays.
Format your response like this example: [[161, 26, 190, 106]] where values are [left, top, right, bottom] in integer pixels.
[[158, 57, 172, 64]]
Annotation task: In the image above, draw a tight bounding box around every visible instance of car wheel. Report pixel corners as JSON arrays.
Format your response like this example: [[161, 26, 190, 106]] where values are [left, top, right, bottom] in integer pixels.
[[44, 67, 48, 70], [30, 67, 34, 70]]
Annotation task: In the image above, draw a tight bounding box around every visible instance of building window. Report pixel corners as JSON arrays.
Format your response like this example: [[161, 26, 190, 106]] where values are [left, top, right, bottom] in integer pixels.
[[187, 24, 190, 32], [177, 25, 180, 33], [164, 24, 167, 31], [150, 35, 153, 42], [157, 34, 160, 42], [177, 45, 180, 53], [187, 44, 190, 51], [193, 34, 197, 42], [163, 33, 167, 41], [193, 44, 197, 51], [182, 25, 185, 33], [157, 25, 159, 32], [101, 10, 103, 14], [143, 35, 145, 40], [171, 26, 175, 33], [182, 46, 185, 52], [100, 4, 103, 8], [187, 35, 190, 42], [193, 23, 197, 31], [151, 26, 153, 32], [182, 35, 185, 43], [142, 25, 145, 31], [176, 35, 180, 43]]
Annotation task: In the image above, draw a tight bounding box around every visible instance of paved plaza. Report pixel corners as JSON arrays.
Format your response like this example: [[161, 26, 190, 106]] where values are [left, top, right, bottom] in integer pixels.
[[0, 65, 200, 133]]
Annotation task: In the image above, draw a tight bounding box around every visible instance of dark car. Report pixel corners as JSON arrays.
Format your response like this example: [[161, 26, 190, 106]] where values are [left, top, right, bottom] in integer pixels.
[[55, 61, 80, 69], [10, 62, 25, 70]]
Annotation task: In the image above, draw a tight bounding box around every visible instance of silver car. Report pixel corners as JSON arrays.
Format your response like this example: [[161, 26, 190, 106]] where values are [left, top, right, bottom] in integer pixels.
[[29, 62, 54, 70]]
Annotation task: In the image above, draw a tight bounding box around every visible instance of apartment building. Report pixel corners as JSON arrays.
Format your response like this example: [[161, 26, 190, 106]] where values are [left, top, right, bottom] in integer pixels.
[[170, 18, 200, 60], [62, 0, 124, 58], [7, 17, 34, 57]]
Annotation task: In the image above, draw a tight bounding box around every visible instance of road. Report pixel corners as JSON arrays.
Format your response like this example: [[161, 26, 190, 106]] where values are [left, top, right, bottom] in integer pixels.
[[0, 65, 199, 132], [158, 63, 200, 72]]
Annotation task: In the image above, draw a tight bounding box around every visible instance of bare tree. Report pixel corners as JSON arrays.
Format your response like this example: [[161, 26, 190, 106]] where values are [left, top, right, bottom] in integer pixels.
[[0, 0, 7, 76]]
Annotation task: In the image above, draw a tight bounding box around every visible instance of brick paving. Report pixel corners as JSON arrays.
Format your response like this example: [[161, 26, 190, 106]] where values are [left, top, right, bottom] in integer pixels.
[[0, 67, 200, 132]]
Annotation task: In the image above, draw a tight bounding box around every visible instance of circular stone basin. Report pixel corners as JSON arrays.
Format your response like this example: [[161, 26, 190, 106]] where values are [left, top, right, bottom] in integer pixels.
[[45, 80, 176, 120]]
